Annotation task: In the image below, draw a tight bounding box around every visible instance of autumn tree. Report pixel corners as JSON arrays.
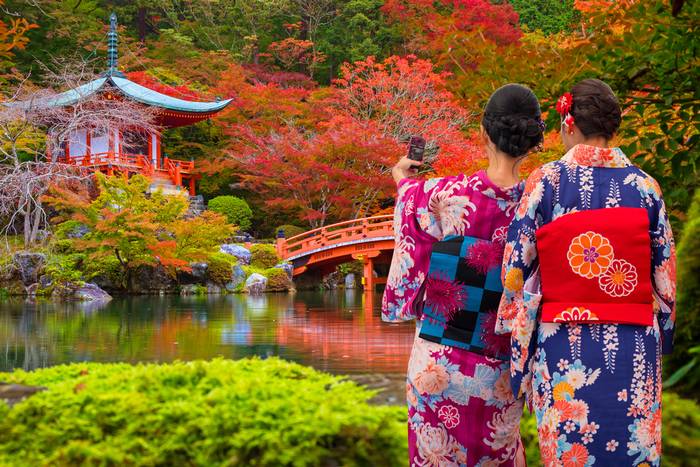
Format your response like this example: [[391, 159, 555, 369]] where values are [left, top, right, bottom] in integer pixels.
[[334, 55, 473, 164], [235, 116, 398, 228], [0, 0, 35, 71], [0, 59, 159, 247], [47, 173, 233, 286], [581, 0, 699, 216]]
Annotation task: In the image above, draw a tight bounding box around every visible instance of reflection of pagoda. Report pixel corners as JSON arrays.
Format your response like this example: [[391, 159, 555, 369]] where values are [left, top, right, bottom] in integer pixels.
[[45, 14, 232, 195]]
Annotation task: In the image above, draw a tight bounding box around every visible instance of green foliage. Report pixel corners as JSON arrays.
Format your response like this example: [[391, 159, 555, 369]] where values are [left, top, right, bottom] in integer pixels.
[[518, 391, 700, 465], [43, 253, 85, 287], [207, 196, 253, 232], [313, 0, 403, 83], [276, 224, 306, 239], [264, 267, 292, 292], [508, 0, 580, 35], [0, 359, 407, 466], [206, 252, 237, 285], [658, 392, 700, 465], [589, 0, 700, 216], [337, 260, 363, 276], [665, 190, 700, 396], [250, 244, 280, 269]]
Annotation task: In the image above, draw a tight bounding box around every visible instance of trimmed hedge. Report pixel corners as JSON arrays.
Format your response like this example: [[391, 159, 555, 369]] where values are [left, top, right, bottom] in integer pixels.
[[265, 267, 293, 292], [0, 359, 407, 466], [206, 252, 238, 285], [207, 196, 253, 232]]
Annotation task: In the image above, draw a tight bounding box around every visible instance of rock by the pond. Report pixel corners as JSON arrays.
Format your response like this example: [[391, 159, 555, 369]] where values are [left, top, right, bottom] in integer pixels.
[[74, 283, 112, 302], [178, 262, 209, 285], [207, 282, 223, 294], [219, 244, 251, 265], [130, 264, 177, 294], [38, 274, 52, 289], [25, 283, 39, 296], [13, 252, 46, 286], [274, 263, 294, 280], [245, 273, 268, 294], [191, 262, 208, 280], [225, 265, 247, 292], [344, 273, 356, 289], [180, 284, 198, 296], [321, 271, 340, 290], [66, 223, 90, 239], [0, 383, 46, 408]]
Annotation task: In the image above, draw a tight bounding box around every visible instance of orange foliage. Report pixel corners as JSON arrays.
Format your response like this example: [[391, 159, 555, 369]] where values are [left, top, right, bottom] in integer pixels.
[[0, 0, 35, 61]]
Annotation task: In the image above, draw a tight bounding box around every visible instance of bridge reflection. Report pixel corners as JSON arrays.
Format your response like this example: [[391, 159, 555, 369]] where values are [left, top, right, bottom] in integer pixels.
[[276, 290, 414, 373]]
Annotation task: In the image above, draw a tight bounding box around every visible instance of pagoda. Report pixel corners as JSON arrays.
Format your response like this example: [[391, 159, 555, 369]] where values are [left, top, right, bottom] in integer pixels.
[[45, 13, 231, 195]]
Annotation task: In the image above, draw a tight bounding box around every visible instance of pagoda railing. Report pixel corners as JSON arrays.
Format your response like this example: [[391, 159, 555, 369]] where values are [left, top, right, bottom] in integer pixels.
[[55, 151, 195, 190]]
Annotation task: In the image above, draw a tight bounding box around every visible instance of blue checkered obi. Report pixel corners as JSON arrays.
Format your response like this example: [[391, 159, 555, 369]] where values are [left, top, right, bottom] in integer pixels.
[[418, 235, 509, 360]]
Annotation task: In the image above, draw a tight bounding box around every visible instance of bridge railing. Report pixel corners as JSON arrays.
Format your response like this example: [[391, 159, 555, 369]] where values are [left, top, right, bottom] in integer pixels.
[[277, 215, 394, 260]]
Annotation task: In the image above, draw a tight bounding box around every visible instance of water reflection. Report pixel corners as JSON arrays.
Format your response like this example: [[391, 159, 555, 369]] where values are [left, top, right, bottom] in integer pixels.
[[0, 292, 415, 375]]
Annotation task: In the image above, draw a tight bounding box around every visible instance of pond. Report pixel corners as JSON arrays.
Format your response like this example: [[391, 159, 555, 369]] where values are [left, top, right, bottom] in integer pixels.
[[0, 291, 415, 403]]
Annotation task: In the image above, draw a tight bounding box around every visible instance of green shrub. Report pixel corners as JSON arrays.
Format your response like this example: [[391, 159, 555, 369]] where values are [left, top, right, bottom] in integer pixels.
[[265, 267, 293, 292], [0, 359, 407, 466], [337, 261, 363, 276], [207, 196, 253, 232], [206, 252, 237, 285], [53, 220, 88, 240], [43, 253, 85, 287], [250, 244, 280, 269], [518, 391, 700, 465], [276, 224, 306, 239], [665, 190, 700, 396]]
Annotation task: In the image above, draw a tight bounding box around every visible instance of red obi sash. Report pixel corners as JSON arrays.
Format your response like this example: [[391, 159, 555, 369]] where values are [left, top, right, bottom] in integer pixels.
[[536, 207, 653, 326]]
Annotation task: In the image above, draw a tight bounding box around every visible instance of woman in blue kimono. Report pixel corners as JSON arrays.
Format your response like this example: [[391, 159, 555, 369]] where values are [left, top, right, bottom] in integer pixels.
[[496, 79, 676, 466]]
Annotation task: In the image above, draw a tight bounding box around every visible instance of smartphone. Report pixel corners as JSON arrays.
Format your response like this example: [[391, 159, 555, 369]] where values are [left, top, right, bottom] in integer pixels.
[[407, 136, 426, 162]]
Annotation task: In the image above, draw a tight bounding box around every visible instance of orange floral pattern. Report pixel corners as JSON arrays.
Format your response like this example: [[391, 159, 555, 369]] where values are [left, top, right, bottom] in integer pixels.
[[567, 231, 614, 278], [553, 307, 599, 323], [598, 259, 638, 297]]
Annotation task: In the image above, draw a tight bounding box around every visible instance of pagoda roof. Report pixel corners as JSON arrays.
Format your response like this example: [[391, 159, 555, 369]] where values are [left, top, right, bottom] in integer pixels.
[[44, 75, 232, 114]]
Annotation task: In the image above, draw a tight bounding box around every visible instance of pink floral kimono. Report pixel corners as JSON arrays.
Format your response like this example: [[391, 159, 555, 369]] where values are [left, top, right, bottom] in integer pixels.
[[383, 170, 525, 466]]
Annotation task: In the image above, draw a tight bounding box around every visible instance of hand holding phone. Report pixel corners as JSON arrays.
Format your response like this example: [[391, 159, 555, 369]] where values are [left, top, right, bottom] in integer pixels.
[[407, 136, 426, 162]]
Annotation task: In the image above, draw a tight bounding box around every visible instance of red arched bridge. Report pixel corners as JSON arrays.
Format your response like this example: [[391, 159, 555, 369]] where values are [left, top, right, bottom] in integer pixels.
[[275, 215, 395, 292]]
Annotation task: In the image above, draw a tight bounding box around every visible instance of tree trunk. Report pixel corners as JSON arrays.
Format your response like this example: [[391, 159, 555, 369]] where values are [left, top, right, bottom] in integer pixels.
[[28, 204, 42, 246], [137, 7, 148, 42]]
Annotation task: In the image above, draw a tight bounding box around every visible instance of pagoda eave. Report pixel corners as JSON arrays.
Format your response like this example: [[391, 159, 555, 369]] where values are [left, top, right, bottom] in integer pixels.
[[157, 109, 224, 128]]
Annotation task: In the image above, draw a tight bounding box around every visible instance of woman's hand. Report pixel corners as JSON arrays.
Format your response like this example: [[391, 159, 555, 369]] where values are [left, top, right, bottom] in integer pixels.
[[391, 157, 422, 184]]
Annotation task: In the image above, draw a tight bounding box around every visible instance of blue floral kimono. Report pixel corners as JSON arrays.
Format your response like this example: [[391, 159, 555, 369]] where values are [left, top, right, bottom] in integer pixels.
[[496, 144, 676, 467]]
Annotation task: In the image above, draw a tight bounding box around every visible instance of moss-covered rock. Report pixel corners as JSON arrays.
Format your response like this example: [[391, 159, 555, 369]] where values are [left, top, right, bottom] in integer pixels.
[[265, 267, 293, 292]]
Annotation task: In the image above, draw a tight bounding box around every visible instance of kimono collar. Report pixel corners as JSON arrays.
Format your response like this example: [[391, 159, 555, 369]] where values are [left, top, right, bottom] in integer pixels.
[[476, 170, 524, 203], [561, 144, 633, 168]]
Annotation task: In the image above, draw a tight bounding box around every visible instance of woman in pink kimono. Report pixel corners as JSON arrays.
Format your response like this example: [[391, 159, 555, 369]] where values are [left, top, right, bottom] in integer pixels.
[[383, 84, 545, 466]]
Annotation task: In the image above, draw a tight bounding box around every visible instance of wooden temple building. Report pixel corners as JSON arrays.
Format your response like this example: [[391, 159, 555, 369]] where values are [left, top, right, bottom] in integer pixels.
[[45, 14, 231, 195]]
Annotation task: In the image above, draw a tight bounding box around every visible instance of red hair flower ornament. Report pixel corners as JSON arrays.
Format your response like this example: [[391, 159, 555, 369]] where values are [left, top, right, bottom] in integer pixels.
[[556, 92, 575, 134]]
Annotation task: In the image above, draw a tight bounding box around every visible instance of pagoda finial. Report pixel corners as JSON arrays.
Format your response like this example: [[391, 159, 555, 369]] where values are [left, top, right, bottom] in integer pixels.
[[107, 12, 119, 75]]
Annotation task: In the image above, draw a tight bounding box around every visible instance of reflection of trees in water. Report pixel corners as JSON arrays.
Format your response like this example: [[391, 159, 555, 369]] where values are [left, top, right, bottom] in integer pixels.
[[0, 299, 111, 371], [0, 293, 412, 374]]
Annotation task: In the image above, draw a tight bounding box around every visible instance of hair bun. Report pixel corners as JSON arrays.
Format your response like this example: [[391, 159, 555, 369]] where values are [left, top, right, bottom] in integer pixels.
[[482, 84, 544, 158], [570, 79, 621, 139]]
